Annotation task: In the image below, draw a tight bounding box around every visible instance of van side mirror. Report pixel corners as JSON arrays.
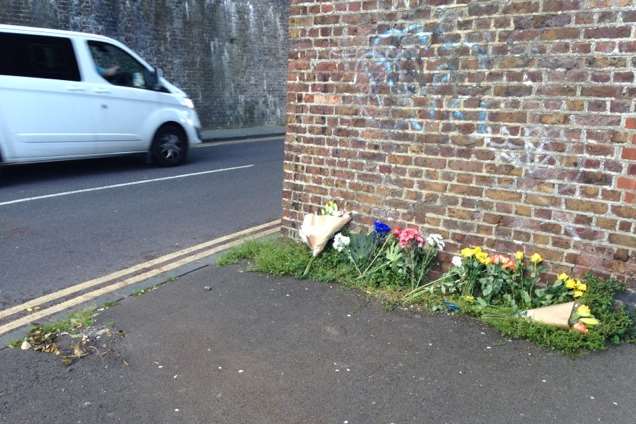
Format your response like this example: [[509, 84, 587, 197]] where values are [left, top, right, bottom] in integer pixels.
[[146, 67, 163, 91]]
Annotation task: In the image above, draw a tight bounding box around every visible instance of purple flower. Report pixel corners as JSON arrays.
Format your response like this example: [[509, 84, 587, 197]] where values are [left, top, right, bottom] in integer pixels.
[[374, 220, 391, 235]]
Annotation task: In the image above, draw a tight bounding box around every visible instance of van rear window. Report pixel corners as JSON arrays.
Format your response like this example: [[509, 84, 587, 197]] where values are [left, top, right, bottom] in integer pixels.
[[0, 32, 81, 81]]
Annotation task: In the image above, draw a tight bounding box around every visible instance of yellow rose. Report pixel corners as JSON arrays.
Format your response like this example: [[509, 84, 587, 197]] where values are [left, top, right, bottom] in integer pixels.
[[530, 253, 543, 264], [461, 247, 475, 258], [565, 278, 577, 289], [515, 251, 524, 261], [579, 317, 599, 326], [476, 252, 490, 265], [573, 290, 584, 298], [557, 273, 569, 282], [577, 305, 591, 316], [463, 295, 475, 303], [576, 282, 587, 292]]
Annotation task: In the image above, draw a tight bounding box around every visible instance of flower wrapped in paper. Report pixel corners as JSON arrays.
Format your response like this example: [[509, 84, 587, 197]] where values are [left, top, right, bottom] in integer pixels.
[[519, 302, 576, 329], [519, 301, 600, 333], [299, 212, 352, 257]]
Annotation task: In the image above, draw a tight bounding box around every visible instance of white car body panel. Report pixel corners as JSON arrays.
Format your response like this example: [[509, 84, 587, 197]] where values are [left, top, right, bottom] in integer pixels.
[[0, 24, 202, 164]]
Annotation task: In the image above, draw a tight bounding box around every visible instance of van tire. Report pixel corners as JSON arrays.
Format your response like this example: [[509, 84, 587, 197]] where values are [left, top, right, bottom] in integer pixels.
[[150, 124, 188, 166]]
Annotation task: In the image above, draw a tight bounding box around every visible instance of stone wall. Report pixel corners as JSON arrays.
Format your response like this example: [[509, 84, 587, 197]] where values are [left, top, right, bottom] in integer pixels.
[[0, 0, 288, 129], [284, 0, 636, 286]]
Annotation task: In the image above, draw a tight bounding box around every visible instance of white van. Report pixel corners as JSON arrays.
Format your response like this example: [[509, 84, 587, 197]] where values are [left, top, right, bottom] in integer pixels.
[[0, 25, 202, 166]]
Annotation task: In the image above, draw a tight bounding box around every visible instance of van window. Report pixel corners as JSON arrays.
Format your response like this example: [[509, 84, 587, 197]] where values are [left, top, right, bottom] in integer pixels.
[[88, 41, 150, 90], [0, 33, 81, 81]]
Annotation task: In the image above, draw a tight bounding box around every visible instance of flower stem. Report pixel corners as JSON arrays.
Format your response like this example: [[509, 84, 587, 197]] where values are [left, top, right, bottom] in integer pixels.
[[301, 256, 316, 278], [403, 273, 453, 304], [360, 236, 391, 278], [347, 251, 363, 276]]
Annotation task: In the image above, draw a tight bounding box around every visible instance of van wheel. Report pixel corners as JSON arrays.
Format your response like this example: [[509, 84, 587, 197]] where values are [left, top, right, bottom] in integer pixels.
[[150, 125, 188, 166]]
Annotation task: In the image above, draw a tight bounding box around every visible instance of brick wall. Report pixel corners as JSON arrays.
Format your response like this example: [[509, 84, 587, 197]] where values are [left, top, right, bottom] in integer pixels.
[[0, 0, 288, 130], [283, 0, 636, 286]]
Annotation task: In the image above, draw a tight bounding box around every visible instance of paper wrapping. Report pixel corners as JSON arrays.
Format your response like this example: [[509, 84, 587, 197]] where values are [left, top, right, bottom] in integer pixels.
[[299, 213, 352, 257], [520, 302, 576, 329]]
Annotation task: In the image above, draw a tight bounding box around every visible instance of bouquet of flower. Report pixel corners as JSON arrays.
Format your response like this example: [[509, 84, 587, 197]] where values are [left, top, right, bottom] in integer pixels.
[[333, 220, 444, 289], [569, 303, 600, 334], [405, 248, 550, 308], [517, 301, 600, 334], [299, 201, 351, 257]]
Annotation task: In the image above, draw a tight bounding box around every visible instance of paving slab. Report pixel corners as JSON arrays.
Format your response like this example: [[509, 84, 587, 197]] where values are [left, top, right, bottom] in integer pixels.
[[201, 126, 285, 142], [1, 264, 635, 424]]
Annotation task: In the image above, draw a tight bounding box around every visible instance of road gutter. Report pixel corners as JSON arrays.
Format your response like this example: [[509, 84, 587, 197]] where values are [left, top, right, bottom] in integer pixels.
[[0, 220, 281, 339]]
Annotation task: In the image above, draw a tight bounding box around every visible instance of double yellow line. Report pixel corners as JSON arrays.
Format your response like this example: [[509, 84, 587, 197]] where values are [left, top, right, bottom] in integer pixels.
[[0, 220, 281, 337]]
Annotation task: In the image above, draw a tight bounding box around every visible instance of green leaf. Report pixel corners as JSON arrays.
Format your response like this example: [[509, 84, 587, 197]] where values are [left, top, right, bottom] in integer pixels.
[[521, 290, 532, 305]]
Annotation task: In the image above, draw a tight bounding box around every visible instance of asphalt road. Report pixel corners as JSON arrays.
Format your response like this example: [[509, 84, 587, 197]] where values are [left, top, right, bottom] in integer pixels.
[[0, 138, 283, 308]]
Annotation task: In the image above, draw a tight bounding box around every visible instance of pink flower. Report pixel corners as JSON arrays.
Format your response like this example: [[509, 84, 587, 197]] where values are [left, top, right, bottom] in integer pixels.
[[398, 228, 424, 248]]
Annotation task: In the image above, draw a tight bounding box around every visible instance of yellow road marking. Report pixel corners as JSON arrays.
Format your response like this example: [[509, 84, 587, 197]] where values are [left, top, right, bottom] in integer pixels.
[[0, 225, 280, 336], [0, 220, 280, 322]]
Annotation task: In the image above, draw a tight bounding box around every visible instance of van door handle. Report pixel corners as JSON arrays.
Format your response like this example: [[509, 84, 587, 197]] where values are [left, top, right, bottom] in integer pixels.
[[94, 88, 111, 94], [66, 85, 85, 92]]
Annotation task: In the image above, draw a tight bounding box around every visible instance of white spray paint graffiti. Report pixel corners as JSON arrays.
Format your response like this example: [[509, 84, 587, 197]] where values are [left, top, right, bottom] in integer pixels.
[[320, 2, 592, 241]]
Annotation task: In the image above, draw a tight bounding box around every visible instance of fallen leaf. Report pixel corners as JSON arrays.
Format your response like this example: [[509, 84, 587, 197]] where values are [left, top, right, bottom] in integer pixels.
[[73, 343, 85, 358]]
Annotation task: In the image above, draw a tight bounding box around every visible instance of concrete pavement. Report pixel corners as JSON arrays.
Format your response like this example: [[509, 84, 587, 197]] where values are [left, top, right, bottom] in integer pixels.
[[0, 138, 283, 308], [201, 126, 285, 141], [2, 261, 634, 424]]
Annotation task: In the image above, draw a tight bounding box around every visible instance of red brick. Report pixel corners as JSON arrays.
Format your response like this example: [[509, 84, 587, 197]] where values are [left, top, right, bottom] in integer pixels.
[[584, 26, 632, 39], [623, 148, 636, 160]]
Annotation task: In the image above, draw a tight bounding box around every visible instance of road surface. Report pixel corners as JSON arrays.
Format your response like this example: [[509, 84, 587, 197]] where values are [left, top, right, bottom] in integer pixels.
[[0, 138, 283, 308]]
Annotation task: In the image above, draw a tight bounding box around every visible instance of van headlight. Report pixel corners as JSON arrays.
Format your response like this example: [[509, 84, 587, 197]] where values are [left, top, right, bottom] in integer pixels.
[[181, 98, 195, 109]]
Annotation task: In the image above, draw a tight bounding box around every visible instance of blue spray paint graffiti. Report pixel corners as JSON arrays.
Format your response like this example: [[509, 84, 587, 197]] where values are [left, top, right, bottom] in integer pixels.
[[347, 7, 493, 135]]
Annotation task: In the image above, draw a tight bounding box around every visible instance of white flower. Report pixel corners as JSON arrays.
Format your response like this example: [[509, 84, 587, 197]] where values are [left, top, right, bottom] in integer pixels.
[[333, 233, 350, 252], [451, 256, 463, 268], [426, 233, 445, 250]]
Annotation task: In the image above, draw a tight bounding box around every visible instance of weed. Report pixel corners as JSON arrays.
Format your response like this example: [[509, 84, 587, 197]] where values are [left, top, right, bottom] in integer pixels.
[[483, 314, 606, 355], [100, 301, 120, 310], [579, 275, 635, 345], [35, 309, 94, 335], [217, 239, 271, 266], [132, 288, 149, 297], [220, 238, 635, 355]]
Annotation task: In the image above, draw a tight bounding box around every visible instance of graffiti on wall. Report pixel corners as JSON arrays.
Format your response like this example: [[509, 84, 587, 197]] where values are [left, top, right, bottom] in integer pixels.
[[315, 2, 606, 241]]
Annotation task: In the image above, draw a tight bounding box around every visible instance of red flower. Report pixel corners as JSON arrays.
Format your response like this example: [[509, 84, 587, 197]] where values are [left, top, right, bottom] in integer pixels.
[[392, 226, 402, 238]]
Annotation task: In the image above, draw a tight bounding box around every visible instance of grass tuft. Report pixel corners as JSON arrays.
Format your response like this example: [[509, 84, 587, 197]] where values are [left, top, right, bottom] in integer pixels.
[[217, 239, 272, 267], [34, 309, 95, 335], [218, 237, 635, 355]]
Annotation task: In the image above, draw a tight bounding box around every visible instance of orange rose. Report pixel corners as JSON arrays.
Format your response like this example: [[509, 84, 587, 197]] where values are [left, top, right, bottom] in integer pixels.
[[502, 259, 516, 271], [572, 322, 588, 334], [492, 255, 513, 269]]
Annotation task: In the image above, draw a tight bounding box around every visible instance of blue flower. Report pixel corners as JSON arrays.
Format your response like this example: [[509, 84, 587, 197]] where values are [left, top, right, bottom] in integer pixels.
[[373, 220, 391, 235], [444, 301, 461, 313]]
